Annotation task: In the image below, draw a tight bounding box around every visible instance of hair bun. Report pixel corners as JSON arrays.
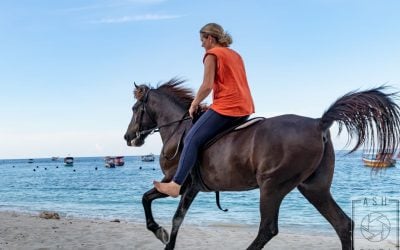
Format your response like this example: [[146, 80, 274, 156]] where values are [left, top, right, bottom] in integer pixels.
[[200, 23, 233, 47]]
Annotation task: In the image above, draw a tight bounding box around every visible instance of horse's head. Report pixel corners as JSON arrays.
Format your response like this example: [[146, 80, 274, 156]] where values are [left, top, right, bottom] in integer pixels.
[[124, 83, 157, 147]]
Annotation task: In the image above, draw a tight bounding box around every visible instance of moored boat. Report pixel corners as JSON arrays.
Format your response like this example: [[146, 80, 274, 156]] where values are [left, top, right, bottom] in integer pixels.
[[141, 153, 155, 162], [115, 156, 125, 166], [64, 156, 74, 166], [105, 156, 115, 168], [362, 152, 396, 168]]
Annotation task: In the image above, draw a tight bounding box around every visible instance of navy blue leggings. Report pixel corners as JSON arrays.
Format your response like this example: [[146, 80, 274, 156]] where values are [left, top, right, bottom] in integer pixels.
[[172, 109, 248, 185]]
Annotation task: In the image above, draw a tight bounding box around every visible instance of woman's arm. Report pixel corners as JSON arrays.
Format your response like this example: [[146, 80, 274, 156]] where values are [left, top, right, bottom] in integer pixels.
[[189, 54, 216, 117]]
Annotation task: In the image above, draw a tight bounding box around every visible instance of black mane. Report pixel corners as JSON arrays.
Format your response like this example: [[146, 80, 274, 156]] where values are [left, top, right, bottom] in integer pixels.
[[156, 78, 194, 109]]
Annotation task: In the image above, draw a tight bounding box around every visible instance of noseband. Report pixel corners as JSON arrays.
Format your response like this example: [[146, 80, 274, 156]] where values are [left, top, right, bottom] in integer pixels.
[[135, 89, 157, 138]]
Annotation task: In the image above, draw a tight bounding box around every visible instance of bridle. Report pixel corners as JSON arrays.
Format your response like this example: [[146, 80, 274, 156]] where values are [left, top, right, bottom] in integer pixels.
[[134, 88, 191, 160], [134, 88, 191, 138]]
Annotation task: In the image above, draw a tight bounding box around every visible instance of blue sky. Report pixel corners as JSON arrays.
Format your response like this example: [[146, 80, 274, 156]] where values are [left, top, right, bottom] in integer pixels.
[[0, 0, 399, 159]]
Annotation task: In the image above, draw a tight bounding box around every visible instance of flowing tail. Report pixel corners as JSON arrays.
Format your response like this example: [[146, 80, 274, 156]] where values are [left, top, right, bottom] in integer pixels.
[[319, 86, 400, 155]]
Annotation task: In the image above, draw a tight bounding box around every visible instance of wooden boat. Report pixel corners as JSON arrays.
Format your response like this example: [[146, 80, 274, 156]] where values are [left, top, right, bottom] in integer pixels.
[[64, 156, 74, 166], [104, 156, 115, 168], [362, 153, 396, 168], [141, 153, 155, 162], [115, 156, 125, 166]]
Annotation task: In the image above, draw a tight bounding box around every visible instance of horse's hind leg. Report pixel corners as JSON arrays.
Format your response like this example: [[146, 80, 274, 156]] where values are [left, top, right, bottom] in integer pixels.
[[298, 185, 353, 250], [247, 182, 292, 250], [298, 143, 353, 250]]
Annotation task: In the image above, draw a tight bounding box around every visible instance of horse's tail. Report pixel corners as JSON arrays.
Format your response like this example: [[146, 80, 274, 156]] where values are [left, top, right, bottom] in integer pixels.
[[319, 86, 400, 154]]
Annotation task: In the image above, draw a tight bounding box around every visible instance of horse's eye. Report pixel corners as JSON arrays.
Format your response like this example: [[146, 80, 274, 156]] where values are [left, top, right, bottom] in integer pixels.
[[132, 103, 140, 112]]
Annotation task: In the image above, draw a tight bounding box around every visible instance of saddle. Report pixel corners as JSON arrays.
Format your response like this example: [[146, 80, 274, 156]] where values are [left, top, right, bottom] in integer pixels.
[[192, 108, 265, 150], [188, 110, 265, 194], [202, 116, 265, 150]]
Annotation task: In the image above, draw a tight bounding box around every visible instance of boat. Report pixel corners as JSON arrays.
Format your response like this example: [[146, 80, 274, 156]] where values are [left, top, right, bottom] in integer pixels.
[[28, 159, 34, 163], [104, 156, 115, 168], [64, 156, 74, 166], [141, 153, 155, 162], [115, 156, 125, 166], [362, 152, 396, 168], [51, 156, 59, 161]]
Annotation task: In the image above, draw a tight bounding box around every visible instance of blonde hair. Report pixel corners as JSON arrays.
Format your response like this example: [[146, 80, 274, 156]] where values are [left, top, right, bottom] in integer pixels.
[[200, 23, 233, 47]]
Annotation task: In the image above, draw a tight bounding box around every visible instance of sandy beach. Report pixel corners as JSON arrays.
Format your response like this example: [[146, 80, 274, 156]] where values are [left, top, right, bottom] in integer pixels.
[[0, 211, 345, 250]]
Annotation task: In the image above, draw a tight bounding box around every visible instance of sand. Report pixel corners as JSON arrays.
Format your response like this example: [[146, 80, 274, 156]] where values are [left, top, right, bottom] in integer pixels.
[[0, 210, 354, 250]]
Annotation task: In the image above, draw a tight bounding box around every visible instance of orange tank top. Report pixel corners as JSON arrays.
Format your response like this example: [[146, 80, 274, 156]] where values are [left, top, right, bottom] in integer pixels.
[[204, 47, 255, 117]]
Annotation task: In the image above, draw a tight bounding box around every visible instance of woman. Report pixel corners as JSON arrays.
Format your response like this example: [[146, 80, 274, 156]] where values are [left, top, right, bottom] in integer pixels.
[[154, 23, 255, 197]]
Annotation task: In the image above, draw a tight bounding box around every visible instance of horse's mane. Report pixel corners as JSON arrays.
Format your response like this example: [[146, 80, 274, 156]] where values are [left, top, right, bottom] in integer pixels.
[[156, 78, 194, 109]]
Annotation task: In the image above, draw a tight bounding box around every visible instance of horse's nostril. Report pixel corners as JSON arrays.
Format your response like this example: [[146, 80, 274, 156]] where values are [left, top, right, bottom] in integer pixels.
[[124, 134, 129, 141]]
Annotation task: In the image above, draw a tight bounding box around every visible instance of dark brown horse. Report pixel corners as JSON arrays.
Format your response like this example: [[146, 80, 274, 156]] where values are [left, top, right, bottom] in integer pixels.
[[124, 78, 400, 250]]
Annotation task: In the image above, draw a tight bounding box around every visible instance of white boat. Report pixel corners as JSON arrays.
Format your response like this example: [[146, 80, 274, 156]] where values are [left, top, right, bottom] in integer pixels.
[[141, 153, 155, 162], [104, 156, 116, 168]]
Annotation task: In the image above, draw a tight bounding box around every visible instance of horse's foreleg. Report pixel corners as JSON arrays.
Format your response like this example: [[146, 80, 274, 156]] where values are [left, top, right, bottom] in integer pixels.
[[165, 187, 199, 250], [142, 188, 170, 244]]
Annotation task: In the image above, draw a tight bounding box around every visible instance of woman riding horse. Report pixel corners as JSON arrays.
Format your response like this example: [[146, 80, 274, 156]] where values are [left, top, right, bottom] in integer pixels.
[[125, 78, 400, 250], [154, 23, 255, 197]]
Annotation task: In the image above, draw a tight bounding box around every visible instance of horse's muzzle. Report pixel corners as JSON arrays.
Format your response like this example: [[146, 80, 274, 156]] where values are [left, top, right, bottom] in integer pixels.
[[124, 133, 144, 147], [124, 133, 134, 146]]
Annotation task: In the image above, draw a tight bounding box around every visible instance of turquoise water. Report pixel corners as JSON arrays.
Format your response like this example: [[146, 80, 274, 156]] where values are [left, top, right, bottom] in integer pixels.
[[0, 151, 399, 235]]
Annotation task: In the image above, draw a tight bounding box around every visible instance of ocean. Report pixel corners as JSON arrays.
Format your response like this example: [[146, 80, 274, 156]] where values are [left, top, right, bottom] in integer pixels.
[[0, 151, 399, 236]]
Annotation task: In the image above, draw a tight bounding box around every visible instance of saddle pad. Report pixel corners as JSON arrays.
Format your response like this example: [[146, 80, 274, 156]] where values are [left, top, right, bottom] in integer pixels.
[[203, 117, 265, 150], [234, 117, 265, 130]]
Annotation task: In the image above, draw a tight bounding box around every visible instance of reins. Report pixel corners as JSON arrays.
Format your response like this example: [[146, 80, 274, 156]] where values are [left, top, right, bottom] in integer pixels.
[[136, 112, 191, 136], [135, 89, 191, 137], [135, 88, 191, 161]]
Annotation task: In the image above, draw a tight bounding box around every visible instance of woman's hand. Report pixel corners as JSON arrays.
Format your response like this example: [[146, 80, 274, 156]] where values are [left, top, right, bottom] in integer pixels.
[[189, 103, 199, 119]]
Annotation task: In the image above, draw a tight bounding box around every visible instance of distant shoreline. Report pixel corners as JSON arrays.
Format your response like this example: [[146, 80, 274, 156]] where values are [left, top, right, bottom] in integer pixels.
[[0, 150, 362, 161]]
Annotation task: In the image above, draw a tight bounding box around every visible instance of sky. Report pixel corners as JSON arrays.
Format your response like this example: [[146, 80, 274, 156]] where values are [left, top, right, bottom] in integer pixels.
[[0, 0, 399, 159]]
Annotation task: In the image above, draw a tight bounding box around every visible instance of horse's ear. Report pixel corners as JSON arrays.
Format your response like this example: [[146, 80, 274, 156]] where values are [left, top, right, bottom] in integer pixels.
[[133, 82, 145, 100]]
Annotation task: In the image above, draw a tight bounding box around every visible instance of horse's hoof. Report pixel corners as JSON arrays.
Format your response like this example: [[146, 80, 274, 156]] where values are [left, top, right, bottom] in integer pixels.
[[155, 227, 169, 244]]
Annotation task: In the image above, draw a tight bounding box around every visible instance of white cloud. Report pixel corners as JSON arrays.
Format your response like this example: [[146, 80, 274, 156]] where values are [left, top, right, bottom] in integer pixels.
[[94, 14, 182, 24], [126, 0, 166, 3], [63, 0, 167, 12]]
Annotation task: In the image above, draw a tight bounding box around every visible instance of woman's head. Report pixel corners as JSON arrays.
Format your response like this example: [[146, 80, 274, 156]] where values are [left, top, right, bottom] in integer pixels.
[[200, 23, 232, 47]]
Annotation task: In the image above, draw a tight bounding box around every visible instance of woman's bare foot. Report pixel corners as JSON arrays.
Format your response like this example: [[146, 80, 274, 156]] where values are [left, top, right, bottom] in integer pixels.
[[153, 181, 181, 197]]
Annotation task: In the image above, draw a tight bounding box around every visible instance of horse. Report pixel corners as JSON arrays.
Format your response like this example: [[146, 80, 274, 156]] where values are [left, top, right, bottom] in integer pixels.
[[124, 78, 400, 250]]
